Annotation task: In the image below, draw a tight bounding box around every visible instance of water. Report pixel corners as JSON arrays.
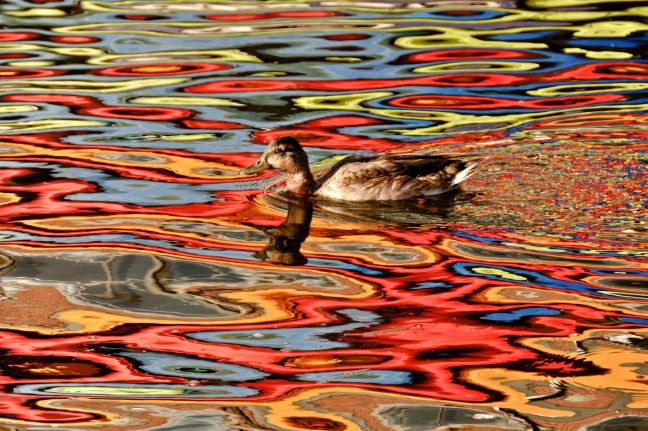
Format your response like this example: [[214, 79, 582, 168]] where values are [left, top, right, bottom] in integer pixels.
[[0, 1, 646, 430]]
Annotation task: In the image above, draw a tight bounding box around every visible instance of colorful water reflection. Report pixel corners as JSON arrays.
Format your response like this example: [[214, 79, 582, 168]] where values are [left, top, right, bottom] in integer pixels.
[[0, 0, 646, 430]]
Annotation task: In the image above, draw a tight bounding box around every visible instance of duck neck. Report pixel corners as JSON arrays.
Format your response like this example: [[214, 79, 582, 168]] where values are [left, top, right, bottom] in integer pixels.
[[285, 168, 315, 195]]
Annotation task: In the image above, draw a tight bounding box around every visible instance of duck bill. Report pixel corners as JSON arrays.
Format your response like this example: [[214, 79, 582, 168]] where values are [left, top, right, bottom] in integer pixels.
[[239, 157, 269, 175]]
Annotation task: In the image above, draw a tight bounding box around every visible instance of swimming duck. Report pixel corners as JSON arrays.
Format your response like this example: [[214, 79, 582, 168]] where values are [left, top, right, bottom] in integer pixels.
[[240, 137, 475, 201]]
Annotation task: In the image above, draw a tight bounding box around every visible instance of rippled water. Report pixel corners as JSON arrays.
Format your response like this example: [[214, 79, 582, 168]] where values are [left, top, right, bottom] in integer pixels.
[[0, 1, 646, 430]]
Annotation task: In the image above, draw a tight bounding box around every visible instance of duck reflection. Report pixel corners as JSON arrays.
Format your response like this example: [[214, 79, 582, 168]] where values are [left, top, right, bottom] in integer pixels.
[[314, 189, 463, 226], [251, 190, 468, 266], [255, 199, 313, 266]]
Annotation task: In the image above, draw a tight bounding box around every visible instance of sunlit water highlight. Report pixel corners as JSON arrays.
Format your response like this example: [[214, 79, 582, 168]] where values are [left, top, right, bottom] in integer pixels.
[[0, 1, 646, 430]]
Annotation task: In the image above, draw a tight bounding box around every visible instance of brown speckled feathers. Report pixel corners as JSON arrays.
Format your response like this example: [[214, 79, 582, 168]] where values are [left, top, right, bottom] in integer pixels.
[[240, 137, 475, 201]]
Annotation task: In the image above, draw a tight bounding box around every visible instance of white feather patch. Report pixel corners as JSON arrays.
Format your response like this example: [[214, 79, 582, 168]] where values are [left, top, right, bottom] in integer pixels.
[[451, 162, 477, 186]]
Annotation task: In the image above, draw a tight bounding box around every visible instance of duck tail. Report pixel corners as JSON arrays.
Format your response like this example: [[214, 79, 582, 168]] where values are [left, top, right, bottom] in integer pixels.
[[451, 162, 477, 187]]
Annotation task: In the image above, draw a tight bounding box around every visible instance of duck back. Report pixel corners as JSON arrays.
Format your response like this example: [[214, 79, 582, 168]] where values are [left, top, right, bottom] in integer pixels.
[[315, 154, 474, 201]]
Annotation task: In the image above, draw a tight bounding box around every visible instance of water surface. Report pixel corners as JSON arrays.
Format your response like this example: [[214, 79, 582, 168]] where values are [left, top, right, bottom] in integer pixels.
[[0, 1, 646, 430]]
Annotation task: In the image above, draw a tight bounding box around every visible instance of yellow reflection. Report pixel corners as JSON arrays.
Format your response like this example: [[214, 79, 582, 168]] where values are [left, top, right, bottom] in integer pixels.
[[0, 79, 186, 93], [6, 8, 66, 17], [156, 133, 215, 141], [563, 47, 634, 59], [500, 242, 568, 253], [0, 193, 20, 206], [395, 19, 648, 51], [0, 120, 103, 132], [0, 43, 41, 51], [96, 49, 259, 64], [132, 96, 243, 107], [574, 20, 648, 37], [325, 56, 363, 62], [50, 47, 104, 57], [472, 267, 528, 281], [0, 105, 38, 114], [395, 26, 549, 50], [528, 83, 648, 97], [295, 92, 392, 111], [596, 291, 648, 299], [413, 61, 539, 74], [530, 0, 646, 6], [7, 61, 55, 67]]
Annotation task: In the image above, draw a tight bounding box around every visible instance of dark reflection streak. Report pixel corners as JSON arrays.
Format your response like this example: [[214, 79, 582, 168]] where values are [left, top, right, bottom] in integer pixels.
[[498, 408, 541, 431], [248, 190, 462, 267], [314, 189, 463, 227], [0, 252, 16, 299], [253, 198, 313, 266]]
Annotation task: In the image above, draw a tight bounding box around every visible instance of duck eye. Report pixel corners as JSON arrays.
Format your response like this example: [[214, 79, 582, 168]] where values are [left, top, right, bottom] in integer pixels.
[[274, 148, 284, 154]]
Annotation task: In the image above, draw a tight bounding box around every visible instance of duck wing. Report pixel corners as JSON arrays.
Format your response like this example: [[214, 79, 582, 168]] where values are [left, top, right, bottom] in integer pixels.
[[314, 154, 380, 188], [378, 154, 463, 177], [315, 154, 473, 201]]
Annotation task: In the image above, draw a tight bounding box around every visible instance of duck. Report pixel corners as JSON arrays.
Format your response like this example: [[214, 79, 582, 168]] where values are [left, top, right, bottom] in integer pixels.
[[239, 136, 476, 201]]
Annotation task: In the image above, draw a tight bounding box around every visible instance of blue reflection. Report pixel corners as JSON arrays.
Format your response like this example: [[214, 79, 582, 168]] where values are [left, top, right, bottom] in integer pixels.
[[116, 351, 269, 381], [481, 307, 561, 322], [453, 262, 605, 296], [296, 369, 412, 385], [186, 309, 382, 350], [567, 38, 645, 49], [488, 30, 570, 41]]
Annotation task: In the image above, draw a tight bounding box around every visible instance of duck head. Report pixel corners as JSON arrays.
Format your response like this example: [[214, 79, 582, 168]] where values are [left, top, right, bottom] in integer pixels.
[[240, 136, 309, 175]]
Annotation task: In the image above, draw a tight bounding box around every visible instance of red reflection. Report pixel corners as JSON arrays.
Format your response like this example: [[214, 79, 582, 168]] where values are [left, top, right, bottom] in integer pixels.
[[181, 119, 247, 129], [96, 63, 230, 76], [0, 53, 31, 59], [0, 32, 40, 42], [388, 94, 624, 109], [253, 115, 400, 151], [184, 62, 648, 94], [3, 94, 196, 122], [184, 74, 526, 93], [79, 106, 193, 121], [0, 69, 63, 79], [48, 36, 100, 44], [4, 94, 98, 107], [401, 49, 540, 62], [322, 34, 371, 41]]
